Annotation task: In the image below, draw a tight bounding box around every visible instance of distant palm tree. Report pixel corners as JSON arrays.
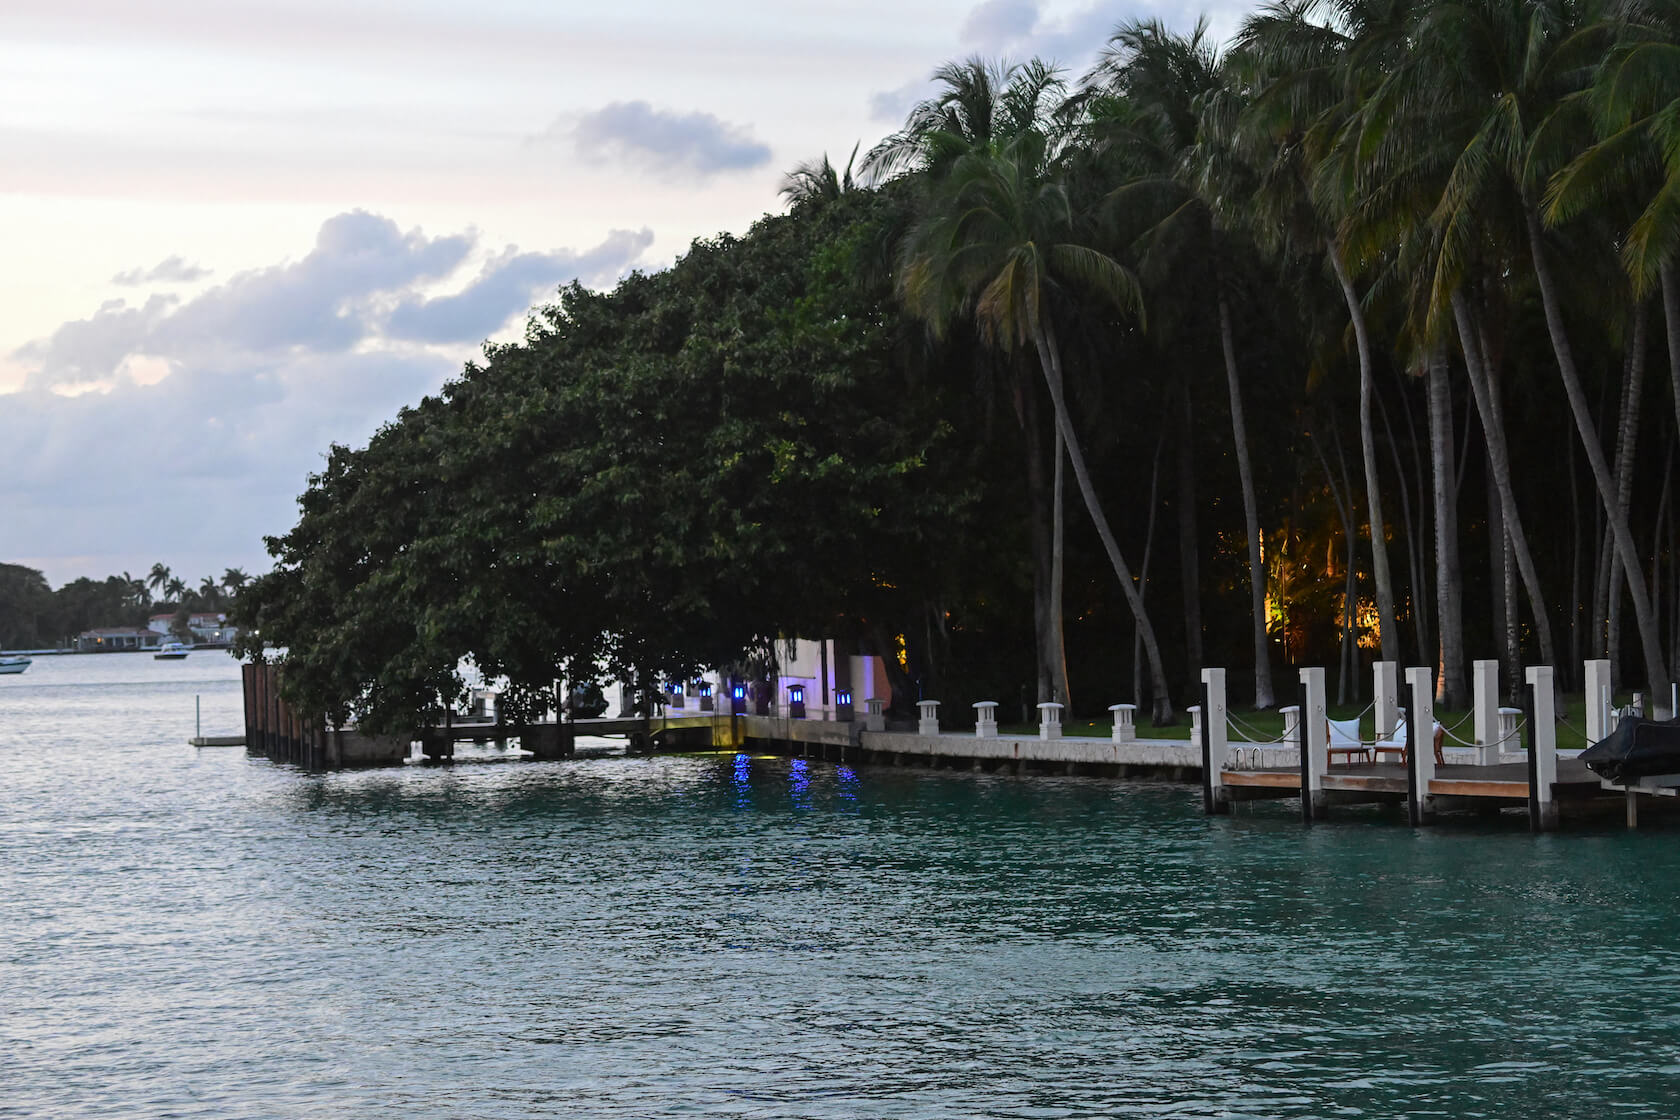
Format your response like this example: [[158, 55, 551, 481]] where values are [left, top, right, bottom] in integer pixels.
[[898, 124, 1175, 722], [198, 576, 221, 609], [164, 576, 186, 604], [221, 568, 250, 599], [146, 563, 171, 602], [780, 143, 859, 209]]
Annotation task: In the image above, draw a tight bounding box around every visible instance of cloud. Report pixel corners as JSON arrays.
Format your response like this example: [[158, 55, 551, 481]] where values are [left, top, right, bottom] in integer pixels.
[[562, 101, 772, 179], [385, 228, 653, 344], [961, 0, 1041, 50], [112, 255, 212, 286], [868, 79, 934, 124], [6, 210, 655, 585]]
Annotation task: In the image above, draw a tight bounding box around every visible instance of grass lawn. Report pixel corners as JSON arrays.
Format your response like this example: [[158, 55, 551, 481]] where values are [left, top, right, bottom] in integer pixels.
[[996, 691, 1640, 752]]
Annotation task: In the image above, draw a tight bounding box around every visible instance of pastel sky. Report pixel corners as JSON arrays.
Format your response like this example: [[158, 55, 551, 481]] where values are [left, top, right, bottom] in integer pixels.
[[2, 0, 1242, 588]]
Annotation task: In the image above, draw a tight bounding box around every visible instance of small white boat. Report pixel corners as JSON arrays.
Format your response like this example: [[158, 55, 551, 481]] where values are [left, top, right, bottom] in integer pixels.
[[0, 655, 31, 675], [153, 642, 189, 660]]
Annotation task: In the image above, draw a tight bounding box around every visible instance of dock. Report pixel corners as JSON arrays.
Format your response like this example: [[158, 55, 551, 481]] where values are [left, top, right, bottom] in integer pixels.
[[236, 656, 1670, 830]]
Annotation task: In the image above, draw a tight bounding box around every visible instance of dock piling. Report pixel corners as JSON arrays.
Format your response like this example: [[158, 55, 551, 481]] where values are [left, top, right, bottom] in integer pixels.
[[1524, 664, 1558, 831], [1299, 666, 1327, 819], [1407, 667, 1436, 825], [1200, 669, 1229, 815]]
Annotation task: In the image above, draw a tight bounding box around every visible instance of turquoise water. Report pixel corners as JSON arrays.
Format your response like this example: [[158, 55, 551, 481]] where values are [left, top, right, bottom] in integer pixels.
[[4, 654, 1680, 1118]]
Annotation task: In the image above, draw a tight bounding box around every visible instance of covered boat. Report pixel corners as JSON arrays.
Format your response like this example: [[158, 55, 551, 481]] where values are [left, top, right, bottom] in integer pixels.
[[1579, 716, 1680, 784], [0, 655, 31, 675]]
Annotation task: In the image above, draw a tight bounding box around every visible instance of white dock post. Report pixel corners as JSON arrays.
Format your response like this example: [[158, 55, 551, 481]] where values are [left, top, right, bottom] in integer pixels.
[[864, 697, 886, 732], [1585, 658, 1611, 743], [1300, 666, 1328, 819], [1472, 659, 1499, 763], [916, 700, 941, 737], [1107, 703, 1137, 742], [1201, 668, 1229, 814], [1525, 665, 1558, 831], [1036, 701, 1063, 740], [973, 701, 998, 739], [1407, 666, 1437, 824], [1188, 704, 1203, 751], [1374, 661, 1399, 740]]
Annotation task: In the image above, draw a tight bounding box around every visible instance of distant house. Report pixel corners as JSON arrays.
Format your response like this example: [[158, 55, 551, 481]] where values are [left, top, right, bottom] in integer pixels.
[[77, 627, 164, 652], [147, 612, 239, 647]]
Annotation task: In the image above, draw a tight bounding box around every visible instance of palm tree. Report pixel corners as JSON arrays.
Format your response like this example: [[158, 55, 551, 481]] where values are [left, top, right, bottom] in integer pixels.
[[1230, 0, 1407, 666], [1084, 18, 1278, 709], [1399, 0, 1669, 696], [198, 576, 221, 609], [780, 143, 859, 209], [221, 568, 250, 599], [869, 57, 1077, 710], [898, 124, 1176, 722], [164, 576, 186, 604], [146, 562, 171, 603]]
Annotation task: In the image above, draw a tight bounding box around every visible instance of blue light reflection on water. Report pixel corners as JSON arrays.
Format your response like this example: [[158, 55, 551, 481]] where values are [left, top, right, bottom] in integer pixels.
[[7, 656, 1680, 1117]]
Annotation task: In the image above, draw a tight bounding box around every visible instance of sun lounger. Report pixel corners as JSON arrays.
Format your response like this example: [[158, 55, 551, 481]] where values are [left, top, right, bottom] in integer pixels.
[[1327, 717, 1371, 767], [1373, 715, 1446, 766]]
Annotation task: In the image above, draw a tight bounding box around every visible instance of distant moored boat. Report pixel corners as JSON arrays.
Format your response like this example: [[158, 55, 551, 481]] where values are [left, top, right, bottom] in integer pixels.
[[0, 655, 31, 675], [153, 642, 189, 661]]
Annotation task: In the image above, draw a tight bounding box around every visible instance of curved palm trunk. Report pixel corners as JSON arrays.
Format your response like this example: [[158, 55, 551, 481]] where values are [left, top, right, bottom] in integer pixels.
[[1664, 262, 1680, 442], [1050, 424, 1071, 707], [1451, 289, 1559, 673], [1526, 210, 1668, 695], [1427, 347, 1467, 708], [1022, 384, 1072, 708], [1219, 287, 1275, 709], [1328, 239, 1399, 663], [1032, 317, 1173, 724], [1607, 300, 1650, 686]]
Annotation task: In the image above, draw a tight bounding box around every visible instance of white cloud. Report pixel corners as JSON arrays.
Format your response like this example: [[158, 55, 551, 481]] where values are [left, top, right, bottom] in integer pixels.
[[111, 255, 211, 286], [558, 101, 774, 180], [6, 209, 653, 585]]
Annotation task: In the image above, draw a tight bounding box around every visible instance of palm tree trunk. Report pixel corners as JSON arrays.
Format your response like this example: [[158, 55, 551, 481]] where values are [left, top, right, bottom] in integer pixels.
[[1427, 346, 1467, 707], [1328, 238, 1399, 663], [1451, 289, 1559, 673], [1133, 423, 1169, 708], [1022, 385, 1071, 708], [1606, 299, 1650, 687], [1177, 384, 1203, 680], [1032, 317, 1172, 723], [1664, 260, 1680, 444], [1526, 210, 1668, 695], [1219, 287, 1274, 708], [1311, 425, 1359, 705], [1050, 423, 1071, 707]]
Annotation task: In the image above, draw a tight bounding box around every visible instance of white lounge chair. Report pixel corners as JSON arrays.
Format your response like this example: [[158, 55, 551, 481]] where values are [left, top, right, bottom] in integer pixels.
[[1373, 714, 1446, 766], [1327, 717, 1371, 767]]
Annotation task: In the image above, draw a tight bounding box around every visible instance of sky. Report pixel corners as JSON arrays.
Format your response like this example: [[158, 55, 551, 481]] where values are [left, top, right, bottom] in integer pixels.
[[2, 0, 1244, 589]]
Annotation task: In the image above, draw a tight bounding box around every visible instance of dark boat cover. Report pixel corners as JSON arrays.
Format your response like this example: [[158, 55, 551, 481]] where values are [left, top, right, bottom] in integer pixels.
[[1579, 716, 1680, 783]]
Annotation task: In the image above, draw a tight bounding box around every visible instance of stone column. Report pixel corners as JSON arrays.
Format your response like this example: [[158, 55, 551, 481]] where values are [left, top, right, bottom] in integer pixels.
[[973, 701, 998, 739], [1374, 661, 1400, 740], [864, 697, 886, 732], [1472, 658, 1498, 758], [1585, 658, 1612, 743], [1108, 703, 1137, 742], [916, 700, 940, 737], [1036, 702, 1063, 740]]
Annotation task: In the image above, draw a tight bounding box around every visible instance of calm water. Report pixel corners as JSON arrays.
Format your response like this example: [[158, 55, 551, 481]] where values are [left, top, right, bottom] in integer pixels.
[[4, 654, 1680, 1118]]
